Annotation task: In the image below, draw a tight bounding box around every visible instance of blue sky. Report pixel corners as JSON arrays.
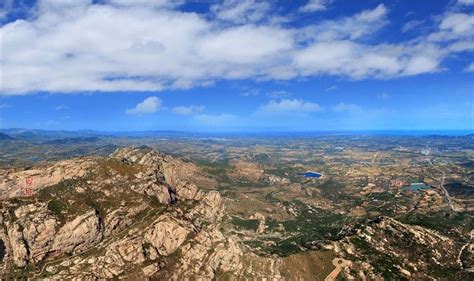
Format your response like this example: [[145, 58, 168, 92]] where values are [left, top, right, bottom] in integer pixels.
[[0, 0, 473, 132]]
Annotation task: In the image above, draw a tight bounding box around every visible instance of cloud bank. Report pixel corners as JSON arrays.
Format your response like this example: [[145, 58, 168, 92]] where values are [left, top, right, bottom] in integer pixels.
[[1, 1, 473, 95]]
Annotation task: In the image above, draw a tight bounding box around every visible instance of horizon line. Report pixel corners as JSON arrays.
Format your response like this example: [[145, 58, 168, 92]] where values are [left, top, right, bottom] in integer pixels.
[[1, 128, 473, 136]]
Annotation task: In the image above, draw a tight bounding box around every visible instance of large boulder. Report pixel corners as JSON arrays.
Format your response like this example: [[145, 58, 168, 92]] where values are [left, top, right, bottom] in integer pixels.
[[22, 215, 58, 263], [144, 215, 192, 256], [51, 210, 102, 255], [5, 203, 58, 266], [6, 222, 29, 267], [186, 191, 224, 224]]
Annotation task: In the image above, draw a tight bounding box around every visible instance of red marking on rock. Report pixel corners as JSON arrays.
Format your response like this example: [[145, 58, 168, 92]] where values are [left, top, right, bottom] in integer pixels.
[[24, 188, 33, 196]]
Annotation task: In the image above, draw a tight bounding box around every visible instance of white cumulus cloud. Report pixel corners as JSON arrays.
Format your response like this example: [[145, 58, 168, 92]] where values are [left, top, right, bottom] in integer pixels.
[[172, 105, 205, 115], [126, 96, 162, 115], [333, 102, 361, 112], [466, 62, 474, 72], [428, 13, 474, 42], [0, 2, 472, 95], [458, 0, 474, 6], [299, 4, 388, 41], [402, 20, 425, 33], [210, 0, 270, 24], [192, 113, 238, 126], [299, 0, 330, 13], [258, 99, 322, 114]]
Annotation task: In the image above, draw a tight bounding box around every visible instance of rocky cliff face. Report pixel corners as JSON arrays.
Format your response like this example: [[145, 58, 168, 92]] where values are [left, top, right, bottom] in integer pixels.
[[3, 202, 104, 269], [6, 222, 29, 268], [51, 210, 103, 255], [334, 216, 461, 280], [0, 147, 243, 279], [110, 147, 203, 204], [0, 159, 96, 200]]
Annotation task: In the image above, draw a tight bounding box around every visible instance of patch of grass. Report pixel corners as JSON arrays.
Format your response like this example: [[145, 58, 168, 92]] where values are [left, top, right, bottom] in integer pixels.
[[99, 158, 143, 179], [47, 200, 67, 216], [231, 216, 259, 231], [399, 211, 472, 238], [38, 178, 85, 201], [74, 190, 113, 218], [243, 240, 264, 249], [252, 198, 348, 257]]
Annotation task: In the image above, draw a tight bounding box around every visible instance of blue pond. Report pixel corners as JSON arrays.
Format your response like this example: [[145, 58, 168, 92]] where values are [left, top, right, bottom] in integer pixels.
[[409, 183, 431, 192], [300, 171, 322, 178]]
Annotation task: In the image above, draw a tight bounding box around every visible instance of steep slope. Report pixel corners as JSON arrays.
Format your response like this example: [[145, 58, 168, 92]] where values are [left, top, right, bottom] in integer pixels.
[[0, 146, 470, 280], [0, 147, 242, 279]]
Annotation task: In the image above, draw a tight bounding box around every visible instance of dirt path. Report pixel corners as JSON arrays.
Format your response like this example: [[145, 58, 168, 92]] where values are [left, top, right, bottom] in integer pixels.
[[325, 258, 351, 281], [371, 151, 380, 164], [433, 167, 455, 211]]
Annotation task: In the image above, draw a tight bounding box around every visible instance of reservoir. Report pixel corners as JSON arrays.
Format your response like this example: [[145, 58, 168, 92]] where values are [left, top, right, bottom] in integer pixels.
[[300, 171, 322, 178], [409, 183, 431, 192]]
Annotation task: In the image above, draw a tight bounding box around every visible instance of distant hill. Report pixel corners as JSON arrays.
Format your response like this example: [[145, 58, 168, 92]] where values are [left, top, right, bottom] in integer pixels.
[[44, 137, 100, 145], [0, 129, 107, 141], [0, 133, 14, 140]]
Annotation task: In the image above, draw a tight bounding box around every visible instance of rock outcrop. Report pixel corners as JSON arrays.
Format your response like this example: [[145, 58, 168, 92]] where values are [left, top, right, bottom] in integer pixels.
[[144, 215, 192, 256], [111, 147, 202, 202], [3, 206, 102, 268], [5, 203, 58, 266], [51, 210, 102, 255], [186, 191, 224, 224], [0, 147, 246, 279], [0, 158, 96, 200], [335, 217, 460, 280], [6, 222, 29, 267], [22, 214, 58, 263], [175, 229, 243, 280]]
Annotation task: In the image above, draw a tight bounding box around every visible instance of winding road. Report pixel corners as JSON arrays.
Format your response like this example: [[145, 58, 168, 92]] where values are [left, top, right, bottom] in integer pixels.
[[325, 258, 351, 281], [433, 167, 455, 211]]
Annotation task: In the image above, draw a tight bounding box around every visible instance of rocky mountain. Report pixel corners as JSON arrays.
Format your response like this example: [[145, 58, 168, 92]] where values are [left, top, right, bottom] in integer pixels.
[[0, 146, 471, 279], [0, 147, 242, 279], [43, 137, 100, 145]]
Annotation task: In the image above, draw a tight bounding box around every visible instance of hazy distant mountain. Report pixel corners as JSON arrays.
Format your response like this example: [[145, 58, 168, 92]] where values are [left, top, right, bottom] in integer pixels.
[[43, 137, 100, 145], [0, 133, 14, 140]]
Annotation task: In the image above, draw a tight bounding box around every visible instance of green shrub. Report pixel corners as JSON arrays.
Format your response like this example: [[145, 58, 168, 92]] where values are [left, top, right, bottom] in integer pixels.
[[47, 200, 66, 215]]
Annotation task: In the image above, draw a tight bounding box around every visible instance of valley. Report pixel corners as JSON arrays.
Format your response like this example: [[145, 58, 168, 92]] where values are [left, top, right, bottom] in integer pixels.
[[0, 130, 473, 279]]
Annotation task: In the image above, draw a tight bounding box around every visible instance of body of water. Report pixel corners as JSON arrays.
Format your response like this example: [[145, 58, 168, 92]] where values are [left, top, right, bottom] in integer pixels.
[[300, 171, 322, 178], [409, 183, 431, 192]]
